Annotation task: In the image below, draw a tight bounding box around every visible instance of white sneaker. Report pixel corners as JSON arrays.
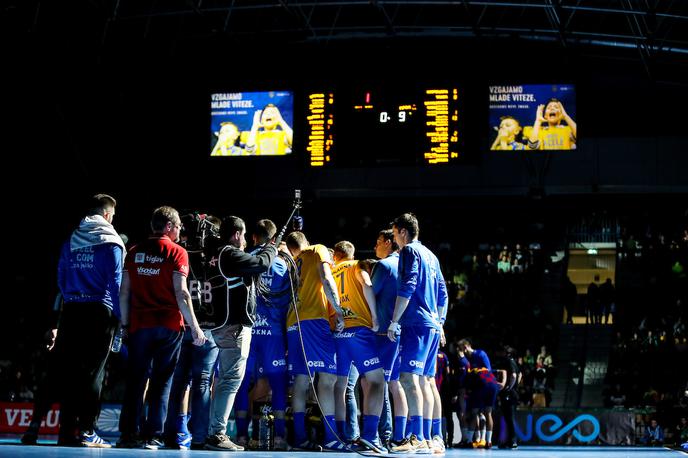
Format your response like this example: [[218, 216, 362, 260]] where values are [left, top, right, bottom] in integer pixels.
[[431, 435, 446, 453]]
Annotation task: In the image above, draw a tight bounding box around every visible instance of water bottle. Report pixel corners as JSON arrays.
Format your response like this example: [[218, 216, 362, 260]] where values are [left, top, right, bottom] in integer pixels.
[[111, 327, 124, 353], [258, 404, 273, 450]]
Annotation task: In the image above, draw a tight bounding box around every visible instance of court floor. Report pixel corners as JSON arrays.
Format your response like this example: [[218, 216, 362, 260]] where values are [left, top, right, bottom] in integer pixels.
[[0, 440, 684, 458]]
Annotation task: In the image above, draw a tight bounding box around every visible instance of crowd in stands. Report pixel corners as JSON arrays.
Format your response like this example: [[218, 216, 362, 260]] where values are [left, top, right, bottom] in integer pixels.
[[603, 220, 688, 446]]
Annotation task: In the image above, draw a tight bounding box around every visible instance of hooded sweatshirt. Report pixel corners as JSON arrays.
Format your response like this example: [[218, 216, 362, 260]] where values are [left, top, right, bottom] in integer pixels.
[[57, 214, 125, 317]]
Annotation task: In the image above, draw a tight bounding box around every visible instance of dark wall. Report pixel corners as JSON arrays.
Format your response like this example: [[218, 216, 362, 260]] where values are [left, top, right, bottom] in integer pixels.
[[7, 32, 687, 202], [7, 32, 687, 242]]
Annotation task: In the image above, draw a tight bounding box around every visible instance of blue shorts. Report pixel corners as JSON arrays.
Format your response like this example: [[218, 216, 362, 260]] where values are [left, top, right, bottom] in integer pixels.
[[467, 382, 500, 410], [287, 318, 337, 376], [246, 329, 287, 376], [399, 325, 440, 377], [334, 326, 383, 377], [376, 334, 401, 381]]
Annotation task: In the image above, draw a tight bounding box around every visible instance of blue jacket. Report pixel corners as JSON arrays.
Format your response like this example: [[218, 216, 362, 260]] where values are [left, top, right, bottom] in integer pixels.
[[58, 241, 123, 317], [372, 252, 399, 333], [397, 240, 447, 328]]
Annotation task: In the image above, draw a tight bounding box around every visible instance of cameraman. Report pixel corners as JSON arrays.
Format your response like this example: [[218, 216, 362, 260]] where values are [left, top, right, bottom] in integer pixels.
[[163, 214, 221, 450], [203, 216, 277, 451]]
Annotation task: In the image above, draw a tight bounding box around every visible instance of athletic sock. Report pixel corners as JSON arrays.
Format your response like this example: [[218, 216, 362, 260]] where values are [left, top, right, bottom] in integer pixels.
[[431, 418, 441, 438], [362, 415, 380, 443], [293, 412, 306, 444], [394, 416, 407, 442]]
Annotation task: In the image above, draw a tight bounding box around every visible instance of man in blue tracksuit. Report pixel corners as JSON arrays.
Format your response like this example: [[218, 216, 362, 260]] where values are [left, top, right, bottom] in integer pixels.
[[387, 213, 448, 454], [55, 194, 126, 447], [371, 229, 406, 448]]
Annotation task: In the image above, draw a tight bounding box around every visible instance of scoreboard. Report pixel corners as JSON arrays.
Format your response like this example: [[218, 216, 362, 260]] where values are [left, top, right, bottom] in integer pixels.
[[210, 83, 575, 165], [306, 86, 461, 167]]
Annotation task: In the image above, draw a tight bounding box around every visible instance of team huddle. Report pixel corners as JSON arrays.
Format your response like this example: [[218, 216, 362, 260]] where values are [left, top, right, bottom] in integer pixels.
[[200, 213, 449, 453], [24, 196, 516, 453]]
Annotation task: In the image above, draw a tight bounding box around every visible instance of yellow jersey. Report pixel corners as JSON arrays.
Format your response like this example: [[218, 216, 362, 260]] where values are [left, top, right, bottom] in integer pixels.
[[332, 260, 373, 329], [287, 244, 331, 327], [524, 125, 574, 150], [255, 130, 291, 156]]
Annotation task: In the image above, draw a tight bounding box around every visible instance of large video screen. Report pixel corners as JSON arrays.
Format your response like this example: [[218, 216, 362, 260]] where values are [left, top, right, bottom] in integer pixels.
[[488, 84, 576, 151], [306, 86, 460, 167], [210, 90, 294, 157]]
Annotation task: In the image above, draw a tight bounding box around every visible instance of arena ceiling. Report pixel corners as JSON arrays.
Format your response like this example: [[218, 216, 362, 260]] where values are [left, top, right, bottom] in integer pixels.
[[4, 1, 688, 79]]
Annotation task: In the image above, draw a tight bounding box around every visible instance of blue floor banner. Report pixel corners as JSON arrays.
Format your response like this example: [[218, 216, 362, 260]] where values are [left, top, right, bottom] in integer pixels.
[[502, 409, 635, 445]]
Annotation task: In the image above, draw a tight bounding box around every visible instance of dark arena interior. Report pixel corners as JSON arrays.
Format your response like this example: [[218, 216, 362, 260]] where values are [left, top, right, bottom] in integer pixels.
[[2, 1, 687, 457]]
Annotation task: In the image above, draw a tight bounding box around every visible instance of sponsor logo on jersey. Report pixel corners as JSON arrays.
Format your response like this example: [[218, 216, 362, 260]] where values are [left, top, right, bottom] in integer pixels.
[[135, 253, 146, 263], [253, 314, 270, 328], [272, 359, 287, 367], [252, 328, 273, 336], [363, 357, 380, 367], [145, 255, 164, 263], [287, 324, 297, 332], [409, 360, 425, 368], [307, 360, 325, 368], [137, 267, 161, 276], [334, 331, 356, 339]]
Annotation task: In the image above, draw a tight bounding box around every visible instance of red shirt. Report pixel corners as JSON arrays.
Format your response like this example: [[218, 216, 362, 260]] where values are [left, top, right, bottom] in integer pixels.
[[125, 235, 188, 333]]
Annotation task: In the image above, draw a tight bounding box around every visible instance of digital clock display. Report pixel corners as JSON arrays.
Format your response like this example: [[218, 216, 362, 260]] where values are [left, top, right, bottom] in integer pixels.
[[307, 86, 461, 167]]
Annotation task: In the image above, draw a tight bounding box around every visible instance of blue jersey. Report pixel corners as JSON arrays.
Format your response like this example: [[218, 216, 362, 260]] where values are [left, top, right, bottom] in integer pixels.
[[58, 241, 123, 317], [468, 349, 492, 371], [371, 252, 399, 333], [397, 240, 447, 328], [251, 246, 291, 335], [457, 356, 470, 387]]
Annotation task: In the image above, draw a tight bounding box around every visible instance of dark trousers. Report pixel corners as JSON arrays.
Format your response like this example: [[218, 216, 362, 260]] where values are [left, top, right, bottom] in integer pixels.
[[119, 326, 183, 440], [499, 391, 518, 444], [55, 302, 117, 438]]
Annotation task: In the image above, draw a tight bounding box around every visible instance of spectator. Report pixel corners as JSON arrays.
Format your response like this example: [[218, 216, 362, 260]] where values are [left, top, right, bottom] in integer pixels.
[[675, 417, 688, 446], [607, 383, 626, 407], [586, 281, 599, 324], [536, 346, 553, 370], [561, 276, 577, 325], [642, 419, 664, 446], [598, 278, 615, 324]]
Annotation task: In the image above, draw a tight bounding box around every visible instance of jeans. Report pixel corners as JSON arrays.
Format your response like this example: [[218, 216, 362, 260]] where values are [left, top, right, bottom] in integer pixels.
[[346, 365, 360, 440], [208, 324, 251, 436], [119, 326, 183, 439], [164, 328, 218, 442], [378, 383, 393, 442]]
